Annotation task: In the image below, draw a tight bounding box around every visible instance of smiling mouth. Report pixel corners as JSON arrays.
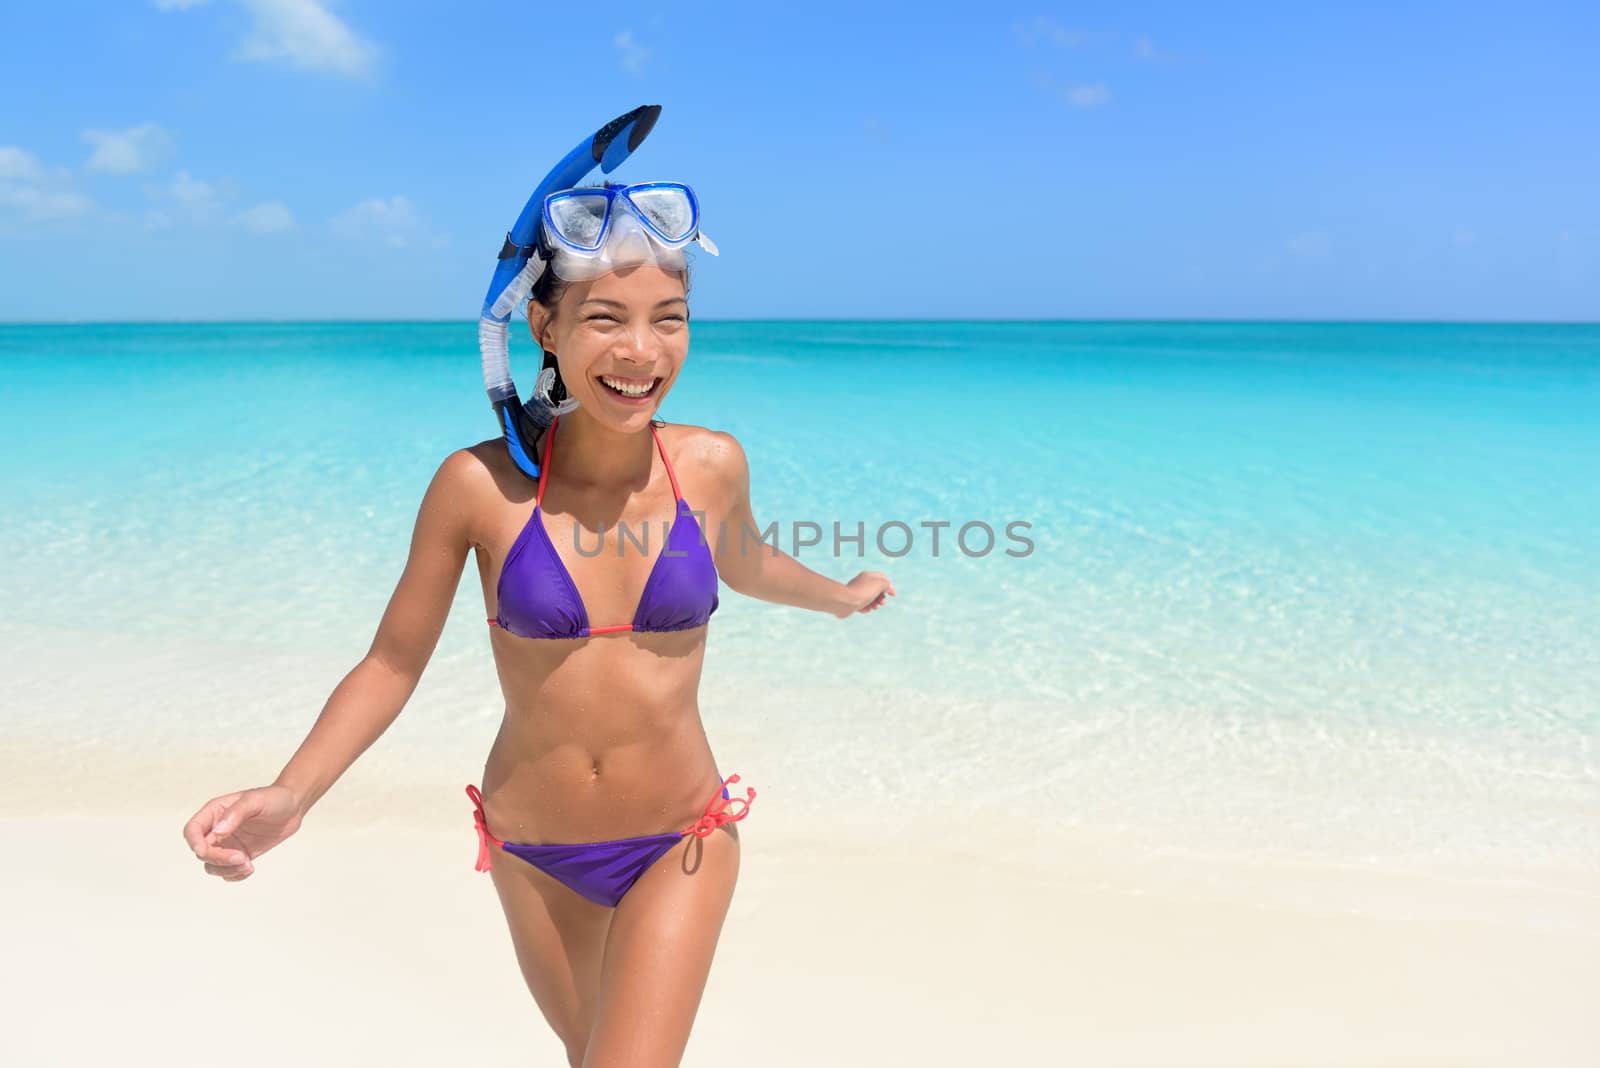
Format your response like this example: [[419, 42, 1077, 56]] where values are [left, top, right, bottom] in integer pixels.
[[598, 374, 662, 400]]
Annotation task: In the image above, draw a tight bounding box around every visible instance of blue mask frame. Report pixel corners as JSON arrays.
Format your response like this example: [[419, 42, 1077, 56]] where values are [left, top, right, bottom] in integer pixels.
[[542, 181, 702, 254]]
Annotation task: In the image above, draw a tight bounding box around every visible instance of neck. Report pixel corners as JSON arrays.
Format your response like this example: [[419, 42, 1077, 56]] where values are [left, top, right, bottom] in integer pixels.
[[549, 410, 657, 495]]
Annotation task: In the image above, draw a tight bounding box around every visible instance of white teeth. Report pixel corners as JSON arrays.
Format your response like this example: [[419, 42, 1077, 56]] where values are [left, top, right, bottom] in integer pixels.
[[601, 375, 655, 397]]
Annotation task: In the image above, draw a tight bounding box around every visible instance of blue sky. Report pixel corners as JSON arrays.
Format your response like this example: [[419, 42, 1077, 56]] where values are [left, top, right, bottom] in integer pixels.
[[1, 1, 1595, 321]]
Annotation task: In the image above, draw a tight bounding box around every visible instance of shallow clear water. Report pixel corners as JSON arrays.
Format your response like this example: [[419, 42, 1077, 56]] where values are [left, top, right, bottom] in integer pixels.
[[3, 320, 1596, 870]]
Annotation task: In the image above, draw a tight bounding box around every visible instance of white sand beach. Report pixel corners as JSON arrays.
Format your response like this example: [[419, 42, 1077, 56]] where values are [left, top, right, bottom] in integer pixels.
[[3, 739, 1596, 1067]]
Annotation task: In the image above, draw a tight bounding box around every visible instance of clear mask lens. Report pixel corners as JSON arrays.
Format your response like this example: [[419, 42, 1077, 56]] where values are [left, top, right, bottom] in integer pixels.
[[546, 193, 611, 251], [626, 185, 695, 243]]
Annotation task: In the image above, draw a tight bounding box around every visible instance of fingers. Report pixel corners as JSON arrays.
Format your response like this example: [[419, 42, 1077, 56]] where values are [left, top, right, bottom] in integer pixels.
[[858, 583, 894, 613], [837, 574, 894, 617], [212, 792, 261, 837], [182, 792, 242, 855], [192, 830, 252, 868], [204, 858, 254, 881], [197, 832, 254, 876], [183, 791, 260, 877]]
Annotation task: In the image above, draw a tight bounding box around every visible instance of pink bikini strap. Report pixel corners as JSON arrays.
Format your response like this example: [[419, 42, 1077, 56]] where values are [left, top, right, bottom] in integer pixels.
[[681, 773, 756, 839], [466, 784, 503, 873], [541, 418, 677, 504], [535, 417, 559, 508], [650, 422, 683, 503]]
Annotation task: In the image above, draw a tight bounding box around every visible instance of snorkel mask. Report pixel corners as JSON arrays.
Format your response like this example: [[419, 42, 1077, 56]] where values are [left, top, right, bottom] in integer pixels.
[[477, 105, 718, 482], [541, 181, 718, 282]]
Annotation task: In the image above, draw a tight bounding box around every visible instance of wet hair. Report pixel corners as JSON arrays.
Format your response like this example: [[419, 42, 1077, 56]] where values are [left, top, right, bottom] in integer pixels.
[[525, 191, 692, 423]]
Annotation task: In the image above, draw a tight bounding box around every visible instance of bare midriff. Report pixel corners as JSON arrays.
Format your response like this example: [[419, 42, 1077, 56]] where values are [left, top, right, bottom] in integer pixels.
[[474, 570, 725, 847]]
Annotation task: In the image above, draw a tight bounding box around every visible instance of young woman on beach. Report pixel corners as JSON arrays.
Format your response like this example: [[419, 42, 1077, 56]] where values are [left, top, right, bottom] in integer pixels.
[[180, 109, 894, 1067]]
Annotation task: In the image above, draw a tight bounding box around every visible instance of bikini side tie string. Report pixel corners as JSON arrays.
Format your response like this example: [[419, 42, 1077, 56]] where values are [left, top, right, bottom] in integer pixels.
[[466, 785, 504, 873], [682, 773, 756, 839]]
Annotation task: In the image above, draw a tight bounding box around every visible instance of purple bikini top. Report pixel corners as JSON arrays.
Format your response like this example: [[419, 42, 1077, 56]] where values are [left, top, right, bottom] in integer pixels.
[[489, 416, 720, 640]]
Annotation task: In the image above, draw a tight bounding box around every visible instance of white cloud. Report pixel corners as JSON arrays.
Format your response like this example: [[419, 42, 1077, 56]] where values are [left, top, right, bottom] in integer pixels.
[[1024, 70, 1113, 110], [1028, 73, 1112, 110], [141, 169, 241, 226], [1064, 82, 1111, 109], [235, 200, 295, 233], [0, 145, 94, 225], [195, 0, 379, 79], [169, 170, 224, 219], [331, 195, 423, 248], [156, 0, 376, 77], [1013, 17, 1099, 48], [1133, 35, 1181, 63], [614, 29, 651, 77], [82, 122, 176, 175], [0, 146, 46, 183], [0, 184, 95, 224]]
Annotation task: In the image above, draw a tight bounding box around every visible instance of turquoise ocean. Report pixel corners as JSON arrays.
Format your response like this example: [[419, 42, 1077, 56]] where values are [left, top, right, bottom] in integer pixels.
[[3, 321, 1596, 887]]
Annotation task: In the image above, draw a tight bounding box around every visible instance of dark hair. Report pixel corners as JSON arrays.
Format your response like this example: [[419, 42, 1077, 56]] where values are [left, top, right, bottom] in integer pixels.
[[527, 266, 577, 410], [526, 190, 693, 418]]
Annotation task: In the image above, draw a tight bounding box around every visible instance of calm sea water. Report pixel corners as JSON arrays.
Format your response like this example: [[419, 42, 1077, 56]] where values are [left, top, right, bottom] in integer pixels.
[[3, 321, 1597, 872]]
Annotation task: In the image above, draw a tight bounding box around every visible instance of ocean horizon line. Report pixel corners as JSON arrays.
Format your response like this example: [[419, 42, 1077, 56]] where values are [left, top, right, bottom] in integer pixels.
[[4, 316, 1599, 328]]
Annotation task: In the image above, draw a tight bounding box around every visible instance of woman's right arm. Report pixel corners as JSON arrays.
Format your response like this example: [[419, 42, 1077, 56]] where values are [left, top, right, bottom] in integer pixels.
[[272, 448, 481, 817], [183, 449, 483, 880]]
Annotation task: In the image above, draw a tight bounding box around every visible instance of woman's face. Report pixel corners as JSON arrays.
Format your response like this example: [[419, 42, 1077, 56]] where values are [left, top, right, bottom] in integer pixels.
[[529, 263, 689, 429]]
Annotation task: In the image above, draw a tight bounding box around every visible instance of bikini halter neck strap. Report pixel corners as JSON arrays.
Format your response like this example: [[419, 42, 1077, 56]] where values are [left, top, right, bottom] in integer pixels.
[[535, 416, 558, 508], [535, 415, 682, 509]]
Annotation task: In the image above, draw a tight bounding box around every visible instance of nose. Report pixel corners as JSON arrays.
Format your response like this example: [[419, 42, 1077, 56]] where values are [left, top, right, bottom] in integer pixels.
[[613, 320, 662, 366]]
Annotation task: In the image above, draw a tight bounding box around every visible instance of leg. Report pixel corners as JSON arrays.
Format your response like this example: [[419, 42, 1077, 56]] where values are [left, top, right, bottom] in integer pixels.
[[488, 845, 615, 1067], [582, 824, 742, 1068]]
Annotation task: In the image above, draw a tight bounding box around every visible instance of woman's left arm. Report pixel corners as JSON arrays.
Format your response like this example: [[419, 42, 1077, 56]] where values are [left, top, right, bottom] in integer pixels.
[[703, 430, 894, 618]]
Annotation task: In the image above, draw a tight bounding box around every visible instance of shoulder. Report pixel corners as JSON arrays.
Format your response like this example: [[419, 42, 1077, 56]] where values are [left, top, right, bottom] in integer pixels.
[[436, 439, 515, 497], [657, 421, 749, 489], [417, 439, 527, 544]]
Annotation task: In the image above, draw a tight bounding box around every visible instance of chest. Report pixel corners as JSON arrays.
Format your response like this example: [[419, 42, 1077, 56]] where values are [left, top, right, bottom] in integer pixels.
[[480, 484, 722, 639]]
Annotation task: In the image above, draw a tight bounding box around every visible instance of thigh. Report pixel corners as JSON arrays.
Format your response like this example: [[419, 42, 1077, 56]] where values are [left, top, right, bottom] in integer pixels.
[[488, 846, 615, 1058], [582, 825, 742, 1068]]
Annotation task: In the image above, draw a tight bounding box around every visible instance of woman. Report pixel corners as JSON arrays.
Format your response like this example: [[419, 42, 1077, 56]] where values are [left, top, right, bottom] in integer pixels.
[[181, 115, 895, 1067]]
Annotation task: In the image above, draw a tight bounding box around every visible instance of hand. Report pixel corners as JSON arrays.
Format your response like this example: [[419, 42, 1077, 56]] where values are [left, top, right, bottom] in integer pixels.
[[835, 571, 896, 618], [182, 785, 303, 882]]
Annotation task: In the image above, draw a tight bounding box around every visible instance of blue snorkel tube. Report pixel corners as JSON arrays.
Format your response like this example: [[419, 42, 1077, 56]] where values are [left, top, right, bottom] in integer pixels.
[[478, 104, 663, 481]]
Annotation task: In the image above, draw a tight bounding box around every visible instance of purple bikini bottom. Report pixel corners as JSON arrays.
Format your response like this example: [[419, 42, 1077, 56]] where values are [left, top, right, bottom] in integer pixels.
[[466, 776, 754, 909]]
